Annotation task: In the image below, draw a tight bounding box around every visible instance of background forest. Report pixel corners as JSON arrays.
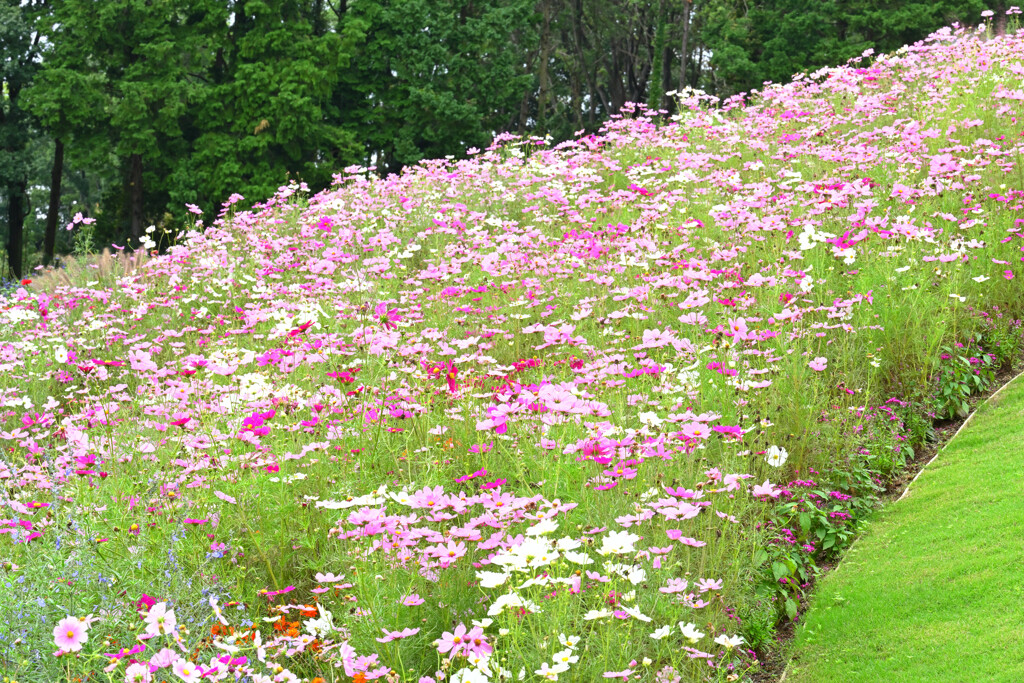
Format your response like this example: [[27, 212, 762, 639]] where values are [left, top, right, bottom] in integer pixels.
[[0, 0, 997, 280]]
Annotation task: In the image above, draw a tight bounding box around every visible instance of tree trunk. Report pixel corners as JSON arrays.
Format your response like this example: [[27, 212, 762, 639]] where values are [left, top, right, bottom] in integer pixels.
[[678, 0, 692, 93], [695, 43, 704, 89], [570, 0, 602, 124], [6, 181, 25, 281], [570, 61, 583, 130], [43, 138, 64, 267], [129, 153, 144, 244], [995, 2, 1008, 37], [518, 88, 531, 133], [537, 0, 552, 132], [311, 0, 326, 36]]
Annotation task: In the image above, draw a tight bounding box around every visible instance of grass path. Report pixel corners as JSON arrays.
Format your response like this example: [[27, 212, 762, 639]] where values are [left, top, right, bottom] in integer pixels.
[[784, 372, 1024, 683]]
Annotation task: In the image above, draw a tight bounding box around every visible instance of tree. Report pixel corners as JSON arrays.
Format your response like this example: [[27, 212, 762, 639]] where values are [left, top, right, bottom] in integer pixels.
[[695, 0, 989, 97], [0, 1, 42, 280], [23, 58, 108, 265], [181, 0, 360, 208], [338, 0, 536, 174], [25, 1, 210, 248]]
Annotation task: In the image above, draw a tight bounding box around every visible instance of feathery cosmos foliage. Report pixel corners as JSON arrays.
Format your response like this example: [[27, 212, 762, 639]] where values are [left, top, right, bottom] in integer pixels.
[[1, 20, 1023, 683]]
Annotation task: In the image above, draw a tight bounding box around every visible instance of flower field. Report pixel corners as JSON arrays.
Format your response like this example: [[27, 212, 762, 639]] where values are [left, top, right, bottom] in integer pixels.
[[2, 22, 1024, 683]]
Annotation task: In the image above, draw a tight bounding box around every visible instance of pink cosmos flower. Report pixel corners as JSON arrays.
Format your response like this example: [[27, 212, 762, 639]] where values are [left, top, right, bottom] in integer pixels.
[[136, 593, 156, 612], [124, 662, 153, 683], [464, 626, 492, 657], [401, 594, 425, 606], [679, 422, 709, 440], [752, 479, 782, 498], [376, 627, 421, 643], [375, 302, 403, 330], [53, 616, 88, 652], [660, 578, 689, 594], [666, 530, 707, 547], [149, 647, 178, 668], [144, 602, 177, 636], [697, 578, 724, 592], [425, 360, 459, 392], [103, 643, 145, 660], [410, 485, 447, 509], [726, 316, 750, 340], [436, 623, 469, 657], [171, 657, 201, 683], [808, 356, 828, 371]]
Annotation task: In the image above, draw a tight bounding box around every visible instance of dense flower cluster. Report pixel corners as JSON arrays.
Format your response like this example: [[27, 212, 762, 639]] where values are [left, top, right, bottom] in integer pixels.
[[0, 19, 1023, 683]]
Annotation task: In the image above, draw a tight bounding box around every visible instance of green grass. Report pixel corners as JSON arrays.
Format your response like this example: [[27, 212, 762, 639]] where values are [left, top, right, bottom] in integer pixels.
[[785, 373, 1024, 683]]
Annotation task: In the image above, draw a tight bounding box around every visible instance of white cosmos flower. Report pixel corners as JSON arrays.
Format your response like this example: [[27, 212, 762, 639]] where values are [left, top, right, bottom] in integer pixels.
[[487, 593, 541, 617], [388, 490, 414, 505], [451, 668, 491, 683], [562, 550, 593, 565], [209, 597, 229, 626], [649, 625, 672, 640], [493, 538, 559, 571], [303, 604, 335, 639], [765, 445, 789, 467], [555, 536, 582, 551], [621, 605, 652, 622], [714, 634, 745, 649], [525, 518, 559, 536], [626, 567, 647, 585], [680, 622, 705, 643], [583, 609, 613, 621], [551, 648, 579, 665], [558, 633, 580, 650], [477, 570, 510, 588], [517, 575, 551, 590], [315, 493, 382, 509], [638, 411, 664, 427], [535, 662, 569, 680], [597, 530, 640, 556]]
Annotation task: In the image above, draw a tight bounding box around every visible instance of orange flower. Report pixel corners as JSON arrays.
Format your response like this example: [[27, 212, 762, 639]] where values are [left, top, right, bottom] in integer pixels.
[[352, 674, 367, 683]]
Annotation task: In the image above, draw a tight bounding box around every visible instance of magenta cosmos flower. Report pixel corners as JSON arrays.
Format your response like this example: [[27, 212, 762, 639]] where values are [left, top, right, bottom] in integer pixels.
[[436, 623, 470, 657], [53, 616, 88, 652], [464, 626, 492, 657]]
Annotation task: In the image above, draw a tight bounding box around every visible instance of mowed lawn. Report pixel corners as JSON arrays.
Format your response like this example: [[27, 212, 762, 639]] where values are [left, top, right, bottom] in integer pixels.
[[785, 372, 1024, 683]]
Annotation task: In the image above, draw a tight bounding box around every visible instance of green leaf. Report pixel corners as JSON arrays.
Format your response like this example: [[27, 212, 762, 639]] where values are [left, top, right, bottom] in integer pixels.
[[785, 598, 798, 620], [772, 561, 790, 581]]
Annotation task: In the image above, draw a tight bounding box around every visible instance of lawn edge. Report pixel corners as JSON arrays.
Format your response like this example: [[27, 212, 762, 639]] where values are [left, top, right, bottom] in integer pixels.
[[774, 365, 1024, 683]]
